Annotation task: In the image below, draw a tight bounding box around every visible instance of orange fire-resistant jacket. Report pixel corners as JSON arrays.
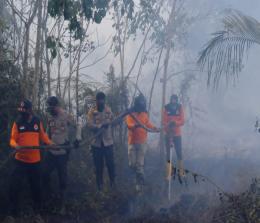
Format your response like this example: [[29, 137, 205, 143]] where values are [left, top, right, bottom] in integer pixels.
[[162, 103, 185, 136], [126, 112, 156, 145], [10, 116, 52, 163]]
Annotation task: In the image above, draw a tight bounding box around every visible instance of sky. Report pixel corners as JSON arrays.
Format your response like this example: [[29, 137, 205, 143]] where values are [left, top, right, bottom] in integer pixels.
[[37, 0, 260, 159], [184, 0, 260, 159], [75, 0, 260, 159]]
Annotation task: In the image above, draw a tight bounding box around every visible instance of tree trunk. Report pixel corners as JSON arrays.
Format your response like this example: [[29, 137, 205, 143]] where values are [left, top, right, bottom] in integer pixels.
[[75, 17, 83, 122], [159, 46, 171, 156], [42, 0, 51, 97], [56, 19, 62, 97], [33, 0, 43, 106], [46, 45, 51, 97], [75, 55, 80, 121], [44, 25, 51, 96], [22, 0, 40, 99], [148, 47, 164, 114], [22, 26, 30, 98], [68, 34, 72, 113], [159, 0, 176, 157]]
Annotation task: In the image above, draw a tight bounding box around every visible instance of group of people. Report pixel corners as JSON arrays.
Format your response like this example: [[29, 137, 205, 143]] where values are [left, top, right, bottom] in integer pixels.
[[4, 91, 185, 223], [7, 97, 75, 222]]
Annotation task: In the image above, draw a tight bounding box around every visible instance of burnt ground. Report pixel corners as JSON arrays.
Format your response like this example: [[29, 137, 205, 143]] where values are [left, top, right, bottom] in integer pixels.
[[0, 148, 259, 223]]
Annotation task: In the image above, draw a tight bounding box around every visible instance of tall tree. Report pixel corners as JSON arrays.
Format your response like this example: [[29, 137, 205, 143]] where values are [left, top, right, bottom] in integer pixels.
[[43, 0, 52, 97], [33, 0, 43, 107], [198, 9, 260, 88], [6, 0, 41, 99], [159, 0, 177, 156], [22, 0, 40, 98]]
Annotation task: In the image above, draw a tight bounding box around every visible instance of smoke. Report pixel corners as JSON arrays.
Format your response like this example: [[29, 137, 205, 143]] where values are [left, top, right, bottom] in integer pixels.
[[73, 0, 260, 220]]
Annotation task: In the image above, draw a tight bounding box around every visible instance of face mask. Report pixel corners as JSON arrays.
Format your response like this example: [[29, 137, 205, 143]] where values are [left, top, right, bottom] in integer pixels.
[[97, 102, 105, 112], [47, 107, 58, 116], [170, 103, 178, 109], [50, 110, 58, 116], [134, 101, 146, 113], [170, 101, 177, 107], [170, 96, 178, 105], [19, 112, 30, 120]]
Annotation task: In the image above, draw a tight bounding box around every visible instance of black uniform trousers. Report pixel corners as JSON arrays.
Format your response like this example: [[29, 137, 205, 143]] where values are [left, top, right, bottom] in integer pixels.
[[91, 145, 115, 190], [42, 152, 69, 195], [9, 159, 42, 215]]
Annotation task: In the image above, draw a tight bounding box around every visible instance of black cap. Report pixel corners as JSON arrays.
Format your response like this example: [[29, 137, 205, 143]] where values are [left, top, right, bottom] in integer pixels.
[[96, 92, 106, 100], [135, 94, 146, 103], [18, 99, 32, 112], [47, 96, 59, 107], [134, 94, 147, 112], [170, 94, 178, 102]]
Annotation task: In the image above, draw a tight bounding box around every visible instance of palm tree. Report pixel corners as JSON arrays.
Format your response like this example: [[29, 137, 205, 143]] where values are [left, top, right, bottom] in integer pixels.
[[198, 9, 260, 88]]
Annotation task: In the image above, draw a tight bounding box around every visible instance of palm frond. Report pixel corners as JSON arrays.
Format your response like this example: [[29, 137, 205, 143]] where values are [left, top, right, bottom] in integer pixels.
[[198, 9, 260, 88]]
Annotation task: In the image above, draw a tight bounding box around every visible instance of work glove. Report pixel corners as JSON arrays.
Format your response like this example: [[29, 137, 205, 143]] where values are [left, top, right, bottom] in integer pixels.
[[73, 139, 80, 149]]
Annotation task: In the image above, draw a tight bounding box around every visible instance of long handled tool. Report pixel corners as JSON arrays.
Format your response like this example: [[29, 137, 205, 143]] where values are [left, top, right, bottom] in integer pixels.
[[168, 143, 173, 200], [4, 108, 161, 175], [0, 109, 133, 173], [14, 108, 134, 152], [128, 113, 160, 133]]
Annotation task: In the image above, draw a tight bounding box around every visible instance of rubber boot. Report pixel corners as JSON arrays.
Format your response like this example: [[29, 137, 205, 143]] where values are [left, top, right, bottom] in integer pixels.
[[166, 160, 172, 181], [135, 173, 144, 194], [58, 190, 66, 215], [177, 160, 185, 177]]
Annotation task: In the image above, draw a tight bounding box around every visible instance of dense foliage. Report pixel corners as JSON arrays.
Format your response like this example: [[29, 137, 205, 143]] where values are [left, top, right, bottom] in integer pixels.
[[48, 0, 110, 39]]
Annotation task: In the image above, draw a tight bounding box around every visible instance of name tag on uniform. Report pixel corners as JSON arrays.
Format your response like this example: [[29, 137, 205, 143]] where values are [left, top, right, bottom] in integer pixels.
[[19, 126, 25, 130], [34, 124, 39, 131]]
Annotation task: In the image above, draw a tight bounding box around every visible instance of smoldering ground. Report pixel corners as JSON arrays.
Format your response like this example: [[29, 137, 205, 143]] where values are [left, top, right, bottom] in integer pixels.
[[1, 140, 259, 223], [1, 0, 260, 222]]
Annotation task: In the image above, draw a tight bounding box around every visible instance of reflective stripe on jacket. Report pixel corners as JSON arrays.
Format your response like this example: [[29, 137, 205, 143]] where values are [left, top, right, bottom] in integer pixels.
[[10, 116, 52, 163]]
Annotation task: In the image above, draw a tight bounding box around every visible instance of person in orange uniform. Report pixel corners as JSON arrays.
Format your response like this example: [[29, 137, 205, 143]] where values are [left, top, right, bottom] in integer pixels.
[[9, 99, 53, 218], [163, 94, 185, 177], [126, 95, 159, 191]]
